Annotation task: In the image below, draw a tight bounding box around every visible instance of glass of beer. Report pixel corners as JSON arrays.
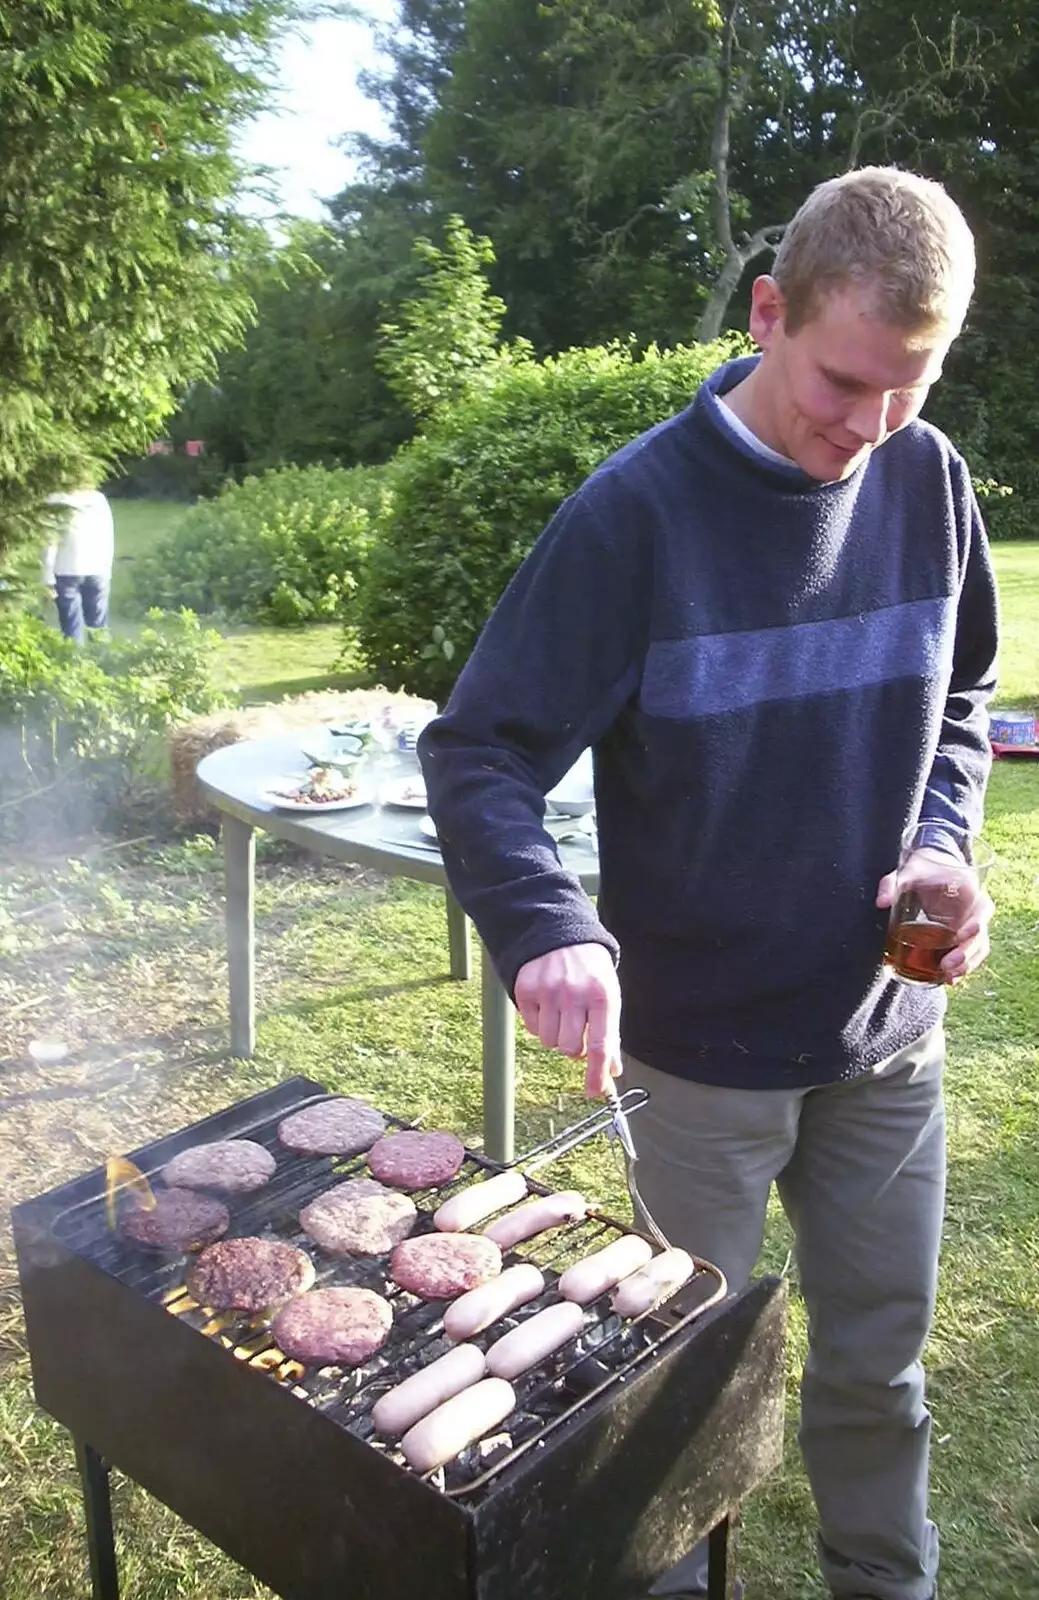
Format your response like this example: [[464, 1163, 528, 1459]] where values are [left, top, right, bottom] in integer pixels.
[[884, 822, 995, 985]]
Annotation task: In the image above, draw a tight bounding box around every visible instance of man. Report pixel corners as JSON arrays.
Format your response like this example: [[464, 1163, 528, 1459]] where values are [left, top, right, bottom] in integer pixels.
[[418, 168, 998, 1599], [42, 483, 115, 643]]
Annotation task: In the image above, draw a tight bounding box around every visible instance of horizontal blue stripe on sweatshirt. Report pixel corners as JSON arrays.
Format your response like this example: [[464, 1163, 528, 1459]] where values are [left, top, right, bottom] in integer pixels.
[[641, 595, 957, 720]]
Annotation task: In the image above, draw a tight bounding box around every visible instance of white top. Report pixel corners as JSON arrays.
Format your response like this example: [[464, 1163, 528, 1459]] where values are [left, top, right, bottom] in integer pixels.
[[717, 395, 794, 466], [42, 491, 115, 584]]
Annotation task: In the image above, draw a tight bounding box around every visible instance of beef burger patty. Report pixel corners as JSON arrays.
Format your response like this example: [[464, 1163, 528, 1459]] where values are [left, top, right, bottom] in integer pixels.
[[162, 1139, 276, 1194], [300, 1177, 417, 1256], [368, 1130, 465, 1191], [277, 1097, 387, 1158], [390, 1233, 502, 1300], [187, 1238, 314, 1313], [272, 1286, 393, 1366], [120, 1187, 229, 1253]]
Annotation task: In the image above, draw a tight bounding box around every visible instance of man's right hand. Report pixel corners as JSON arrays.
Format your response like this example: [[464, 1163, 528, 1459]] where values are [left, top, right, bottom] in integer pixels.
[[513, 943, 622, 1098]]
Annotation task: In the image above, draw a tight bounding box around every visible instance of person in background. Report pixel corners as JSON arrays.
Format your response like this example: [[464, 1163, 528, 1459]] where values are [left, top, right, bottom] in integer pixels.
[[419, 167, 998, 1600], [42, 482, 115, 644]]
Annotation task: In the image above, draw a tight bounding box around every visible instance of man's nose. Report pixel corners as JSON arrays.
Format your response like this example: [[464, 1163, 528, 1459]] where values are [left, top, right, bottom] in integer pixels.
[[846, 392, 889, 444]]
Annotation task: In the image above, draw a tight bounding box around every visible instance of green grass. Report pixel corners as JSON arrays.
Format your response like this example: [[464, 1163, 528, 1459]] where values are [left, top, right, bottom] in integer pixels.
[[989, 542, 1039, 712]]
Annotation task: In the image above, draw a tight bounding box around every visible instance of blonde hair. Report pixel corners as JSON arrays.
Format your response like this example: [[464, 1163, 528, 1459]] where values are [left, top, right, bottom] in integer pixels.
[[772, 167, 976, 336]]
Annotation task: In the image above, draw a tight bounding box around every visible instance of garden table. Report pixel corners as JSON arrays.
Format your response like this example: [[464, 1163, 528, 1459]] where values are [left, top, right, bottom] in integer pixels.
[[197, 732, 600, 1162]]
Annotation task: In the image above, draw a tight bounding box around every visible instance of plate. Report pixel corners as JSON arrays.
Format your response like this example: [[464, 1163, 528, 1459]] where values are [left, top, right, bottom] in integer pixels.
[[260, 776, 373, 813], [380, 776, 428, 810], [547, 749, 595, 818], [418, 814, 439, 842]]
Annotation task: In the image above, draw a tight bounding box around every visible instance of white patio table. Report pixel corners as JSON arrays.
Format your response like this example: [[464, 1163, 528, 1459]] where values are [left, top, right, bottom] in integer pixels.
[[197, 732, 600, 1161]]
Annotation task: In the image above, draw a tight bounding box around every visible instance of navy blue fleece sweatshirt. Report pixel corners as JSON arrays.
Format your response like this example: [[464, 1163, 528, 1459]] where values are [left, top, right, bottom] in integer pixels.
[[418, 356, 998, 1088]]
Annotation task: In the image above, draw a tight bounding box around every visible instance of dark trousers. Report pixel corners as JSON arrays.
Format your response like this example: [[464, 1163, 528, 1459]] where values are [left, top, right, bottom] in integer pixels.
[[55, 574, 110, 644]]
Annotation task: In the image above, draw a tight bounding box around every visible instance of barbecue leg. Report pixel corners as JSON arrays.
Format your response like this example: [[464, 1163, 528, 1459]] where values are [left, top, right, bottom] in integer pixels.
[[74, 1438, 120, 1600]]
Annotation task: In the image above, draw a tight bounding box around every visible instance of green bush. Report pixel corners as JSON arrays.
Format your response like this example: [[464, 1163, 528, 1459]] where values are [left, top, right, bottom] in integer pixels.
[[358, 336, 746, 700], [0, 609, 231, 835], [128, 463, 390, 624]]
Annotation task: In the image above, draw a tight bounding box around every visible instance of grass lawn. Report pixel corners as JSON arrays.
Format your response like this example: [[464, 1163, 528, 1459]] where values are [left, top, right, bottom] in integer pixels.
[[0, 516, 1035, 1598]]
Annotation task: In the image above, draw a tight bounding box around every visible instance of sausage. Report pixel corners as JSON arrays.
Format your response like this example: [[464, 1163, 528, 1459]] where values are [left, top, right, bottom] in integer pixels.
[[483, 1190, 587, 1249], [557, 1234, 654, 1305], [610, 1248, 695, 1318], [444, 1263, 545, 1342], [433, 1170, 528, 1233], [371, 1343, 487, 1438], [485, 1300, 585, 1380], [399, 1377, 516, 1472]]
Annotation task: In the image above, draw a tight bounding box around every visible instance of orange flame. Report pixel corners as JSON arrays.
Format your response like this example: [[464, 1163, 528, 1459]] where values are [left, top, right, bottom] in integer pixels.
[[105, 1156, 157, 1231]]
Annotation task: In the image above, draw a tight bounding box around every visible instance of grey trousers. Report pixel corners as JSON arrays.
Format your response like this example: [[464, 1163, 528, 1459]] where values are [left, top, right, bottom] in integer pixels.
[[623, 1027, 945, 1600]]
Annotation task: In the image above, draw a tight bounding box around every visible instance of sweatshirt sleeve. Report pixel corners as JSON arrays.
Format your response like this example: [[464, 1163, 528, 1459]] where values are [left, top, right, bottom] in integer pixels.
[[418, 473, 651, 996], [919, 460, 998, 842]]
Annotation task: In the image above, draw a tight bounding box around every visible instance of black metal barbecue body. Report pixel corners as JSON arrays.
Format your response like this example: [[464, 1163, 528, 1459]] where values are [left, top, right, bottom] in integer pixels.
[[13, 1076, 786, 1600]]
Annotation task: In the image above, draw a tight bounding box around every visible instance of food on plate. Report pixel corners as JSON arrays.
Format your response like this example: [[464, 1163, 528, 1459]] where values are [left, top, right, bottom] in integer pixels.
[[372, 1343, 488, 1437], [119, 1186, 230, 1253], [400, 1377, 516, 1473], [368, 1129, 466, 1191], [557, 1235, 655, 1305], [484, 1301, 585, 1380], [390, 1233, 502, 1300], [483, 1190, 587, 1249], [299, 1177, 417, 1256], [444, 1264, 545, 1342], [433, 1170, 528, 1233], [187, 1237, 315, 1313], [277, 1097, 387, 1158], [610, 1249, 696, 1319], [161, 1139, 276, 1195], [271, 1286, 393, 1366], [272, 766, 360, 806]]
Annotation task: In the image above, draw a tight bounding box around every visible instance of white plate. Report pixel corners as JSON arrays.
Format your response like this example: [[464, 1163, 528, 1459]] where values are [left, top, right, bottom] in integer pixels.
[[418, 814, 439, 842], [380, 776, 428, 810], [547, 749, 595, 817], [260, 777, 373, 813]]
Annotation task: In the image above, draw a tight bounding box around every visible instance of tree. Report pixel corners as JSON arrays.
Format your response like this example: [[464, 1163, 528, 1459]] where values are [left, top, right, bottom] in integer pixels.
[[0, 0, 312, 593]]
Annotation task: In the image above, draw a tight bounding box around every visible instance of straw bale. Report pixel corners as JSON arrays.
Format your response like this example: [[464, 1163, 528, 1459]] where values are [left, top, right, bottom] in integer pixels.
[[169, 688, 436, 829]]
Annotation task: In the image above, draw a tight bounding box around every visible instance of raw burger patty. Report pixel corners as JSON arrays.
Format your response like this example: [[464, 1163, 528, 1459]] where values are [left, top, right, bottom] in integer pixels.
[[368, 1130, 465, 1190], [161, 1139, 276, 1194], [272, 1286, 393, 1366], [300, 1177, 417, 1255], [187, 1237, 314, 1312], [277, 1098, 387, 1157], [120, 1187, 229, 1252], [391, 1233, 502, 1300]]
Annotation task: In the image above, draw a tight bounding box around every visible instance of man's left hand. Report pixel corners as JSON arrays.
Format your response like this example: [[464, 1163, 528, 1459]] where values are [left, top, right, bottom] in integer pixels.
[[876, 856, 994, 983]]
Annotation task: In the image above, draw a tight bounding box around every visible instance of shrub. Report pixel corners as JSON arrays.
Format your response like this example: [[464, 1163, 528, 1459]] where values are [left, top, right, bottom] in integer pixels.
[[0, 609, 231, 836], [358, 336, 746, 701], [129, 463, 390, 624]]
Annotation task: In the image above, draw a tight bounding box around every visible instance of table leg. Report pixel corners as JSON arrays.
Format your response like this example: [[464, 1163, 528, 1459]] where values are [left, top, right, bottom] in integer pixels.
[[223, 815, 256, 1058], [74, 1439, 120, 1600], [480, 942, 515, 1163], [706, 1511, 737, 1600], [444, 890, 472, 980]]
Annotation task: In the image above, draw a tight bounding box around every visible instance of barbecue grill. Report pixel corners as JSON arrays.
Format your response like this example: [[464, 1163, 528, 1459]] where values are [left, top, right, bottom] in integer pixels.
[[13, 1076, 786, 1600]]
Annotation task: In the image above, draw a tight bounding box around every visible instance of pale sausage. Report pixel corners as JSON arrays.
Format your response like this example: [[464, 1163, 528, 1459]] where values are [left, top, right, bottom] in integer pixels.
[[444, 1263, 545, 1342], [610, 1248, 695, 1318], [400, 1377, 516, 1472], [483, 1190, 587, 1249], [485, 1300, 585, 1380], [433, 1170, 528, 1232], [371, 1343, 486, 1437], [557, 1234, 654, 1305]]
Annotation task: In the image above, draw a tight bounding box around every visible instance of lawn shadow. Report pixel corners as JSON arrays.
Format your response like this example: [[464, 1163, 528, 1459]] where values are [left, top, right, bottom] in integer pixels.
[[277, 972, 460, 1016]]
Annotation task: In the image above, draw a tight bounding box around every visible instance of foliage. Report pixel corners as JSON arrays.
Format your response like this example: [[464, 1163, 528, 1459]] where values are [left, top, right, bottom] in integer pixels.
[[359, 335, 745, 700], [377, 215, 522, 420], [128, 464, 390, 625], [0, 609, 230, 832], [0, 0, 311, 594]]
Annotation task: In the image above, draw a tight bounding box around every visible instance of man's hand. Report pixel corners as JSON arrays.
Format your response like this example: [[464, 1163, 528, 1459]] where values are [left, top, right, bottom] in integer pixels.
[[876, 851, 994, 983], [513, 943, 622, 1097]]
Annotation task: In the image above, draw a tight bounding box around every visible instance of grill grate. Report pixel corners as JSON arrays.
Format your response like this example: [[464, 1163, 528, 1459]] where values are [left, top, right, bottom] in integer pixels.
[[48, 1091, 724, 1500]]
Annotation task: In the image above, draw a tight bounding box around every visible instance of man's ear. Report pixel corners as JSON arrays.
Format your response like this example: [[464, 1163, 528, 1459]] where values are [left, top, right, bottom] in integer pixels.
[[748, 275, 787, 349]]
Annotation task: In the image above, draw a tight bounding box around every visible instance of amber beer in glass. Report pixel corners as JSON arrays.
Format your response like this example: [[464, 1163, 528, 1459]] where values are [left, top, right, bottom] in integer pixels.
[[884, 822, 994, 985]]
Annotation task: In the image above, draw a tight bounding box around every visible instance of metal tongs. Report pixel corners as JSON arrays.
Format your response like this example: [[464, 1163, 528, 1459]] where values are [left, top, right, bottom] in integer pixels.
[[511, 1086, 672, 1251]]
